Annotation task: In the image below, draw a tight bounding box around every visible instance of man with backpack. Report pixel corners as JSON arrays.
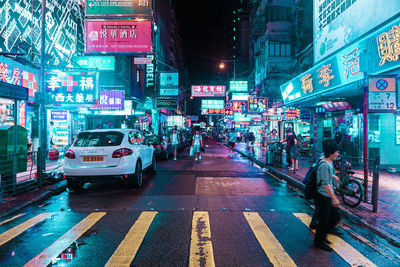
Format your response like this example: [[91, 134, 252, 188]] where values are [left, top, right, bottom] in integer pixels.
[[307, 140, 341, 251]]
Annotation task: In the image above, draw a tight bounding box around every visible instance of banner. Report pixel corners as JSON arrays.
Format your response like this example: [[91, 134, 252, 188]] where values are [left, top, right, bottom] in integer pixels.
[[191, 85, 226, 97], [86, 20, 152, 54]]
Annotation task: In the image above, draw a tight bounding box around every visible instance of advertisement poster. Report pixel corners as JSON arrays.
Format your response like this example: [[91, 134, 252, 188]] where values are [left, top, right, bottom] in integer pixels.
[[314, 0, 400, 63], [86, 20, 152, 53]]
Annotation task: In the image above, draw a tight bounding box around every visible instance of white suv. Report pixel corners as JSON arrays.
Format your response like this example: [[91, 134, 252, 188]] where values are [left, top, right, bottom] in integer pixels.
[[63, 129, 156, 190]]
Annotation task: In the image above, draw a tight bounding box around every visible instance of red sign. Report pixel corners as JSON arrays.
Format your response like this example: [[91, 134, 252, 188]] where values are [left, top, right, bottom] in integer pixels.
[[322, 102, 352, 112], [208, 109, 225, 114], [86, 20, 152, 53], [191, 85, 226, 97]]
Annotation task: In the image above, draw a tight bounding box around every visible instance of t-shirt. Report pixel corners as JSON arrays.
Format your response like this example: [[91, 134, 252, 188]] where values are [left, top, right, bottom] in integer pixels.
[[317, 160, 335, 197], [249, 132, 255, 142], [193, 134, 202, 146], [172, 133, 179, 145], [228, 132, 236, 142]]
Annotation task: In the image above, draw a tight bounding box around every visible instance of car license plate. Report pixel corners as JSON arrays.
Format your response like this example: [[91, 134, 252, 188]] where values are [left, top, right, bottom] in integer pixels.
[[82, 156, 104, 162]]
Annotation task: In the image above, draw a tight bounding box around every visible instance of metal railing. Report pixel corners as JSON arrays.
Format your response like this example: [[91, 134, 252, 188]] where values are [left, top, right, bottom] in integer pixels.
[[0, 148, 65, 196]]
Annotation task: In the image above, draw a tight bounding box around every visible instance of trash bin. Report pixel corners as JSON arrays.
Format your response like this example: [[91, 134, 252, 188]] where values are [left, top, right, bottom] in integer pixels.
[[0, 125, 28, 192]]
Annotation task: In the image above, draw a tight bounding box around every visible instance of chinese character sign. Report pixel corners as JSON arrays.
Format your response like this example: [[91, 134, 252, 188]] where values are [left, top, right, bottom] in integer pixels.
[[191, 85, 226, 97], [99, 90, 124, 110], [45, 72, 97, 104], [377, 24, 400, 66], [248, 97, 268, 113], [201, 100, 225, 109], [86, 20, 152, 53], [86, 0, 152, 16]]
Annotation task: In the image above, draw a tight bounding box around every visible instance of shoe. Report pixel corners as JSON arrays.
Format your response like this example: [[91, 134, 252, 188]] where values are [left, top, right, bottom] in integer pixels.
[[195, 158, 198, 161], [313, 240, 332, 252], [174, 158, 177, 161], [199, 155, 202, 160]]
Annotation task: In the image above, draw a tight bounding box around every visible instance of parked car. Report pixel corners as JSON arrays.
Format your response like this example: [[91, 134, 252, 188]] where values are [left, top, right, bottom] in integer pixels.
[[148, 135, 173, 160], [63, 129, 156, 190]]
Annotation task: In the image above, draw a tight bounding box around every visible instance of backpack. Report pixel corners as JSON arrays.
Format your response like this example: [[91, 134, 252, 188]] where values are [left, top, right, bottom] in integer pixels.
[[249, 132, 255, 142], [303, 160, 322, 200]]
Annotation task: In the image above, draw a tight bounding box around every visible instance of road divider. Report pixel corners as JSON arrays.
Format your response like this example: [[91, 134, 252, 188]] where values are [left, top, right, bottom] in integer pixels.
[[189, 211, 215, 267]]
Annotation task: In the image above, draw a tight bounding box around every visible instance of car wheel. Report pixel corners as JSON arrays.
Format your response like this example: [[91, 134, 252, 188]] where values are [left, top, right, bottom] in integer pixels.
[[67, 178, 84, 191], [128, 161, 143, 188], [149, 154, 157, 174]]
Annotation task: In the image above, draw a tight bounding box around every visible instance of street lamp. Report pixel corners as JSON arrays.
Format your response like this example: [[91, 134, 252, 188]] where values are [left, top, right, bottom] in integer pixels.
[[218, 59, 236, 80], [218, 62, 226, 69]]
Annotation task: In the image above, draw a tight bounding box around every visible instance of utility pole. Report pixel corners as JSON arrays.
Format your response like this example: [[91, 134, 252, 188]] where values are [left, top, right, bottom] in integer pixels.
[[38, 0, 47, 187]]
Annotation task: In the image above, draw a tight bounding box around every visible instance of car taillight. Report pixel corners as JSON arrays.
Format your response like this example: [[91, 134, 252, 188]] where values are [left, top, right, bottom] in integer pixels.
[[112, 148, 133, 158], [65, 149, 76, 159]]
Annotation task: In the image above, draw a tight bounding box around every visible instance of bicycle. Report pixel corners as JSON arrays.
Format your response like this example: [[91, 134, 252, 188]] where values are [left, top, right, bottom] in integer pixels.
[[332, 170, 364, 208]]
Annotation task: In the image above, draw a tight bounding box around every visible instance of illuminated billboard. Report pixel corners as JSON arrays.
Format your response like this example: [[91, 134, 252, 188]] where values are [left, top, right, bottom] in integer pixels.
[[229, 81, 248, 92], [86, 0, 152, 16], [248, 97, 268, 113], [201, 100, 225, 109], [314, 0, 400, 63], [86, 20, 152, 54], [191, 85, 226, 97], [0, 0, 85, 67]]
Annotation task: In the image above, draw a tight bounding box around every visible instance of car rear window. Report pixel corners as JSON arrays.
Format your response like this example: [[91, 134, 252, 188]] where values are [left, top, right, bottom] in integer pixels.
[[74, 131, 124, 147]]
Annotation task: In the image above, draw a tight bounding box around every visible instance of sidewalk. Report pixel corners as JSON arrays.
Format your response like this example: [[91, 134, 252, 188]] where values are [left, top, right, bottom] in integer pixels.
[[232, 142, 400, 245]]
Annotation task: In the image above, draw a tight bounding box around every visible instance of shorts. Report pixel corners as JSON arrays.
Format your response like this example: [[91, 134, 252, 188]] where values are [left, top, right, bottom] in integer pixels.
[[289, 146, 297, 158], [228, 141, 235, 149], [172, 144, 178, 151], [192, 145, 201, 153]]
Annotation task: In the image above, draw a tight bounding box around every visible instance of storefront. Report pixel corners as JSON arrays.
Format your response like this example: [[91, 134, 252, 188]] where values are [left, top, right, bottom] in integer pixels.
[[280, 15, 400, 168]]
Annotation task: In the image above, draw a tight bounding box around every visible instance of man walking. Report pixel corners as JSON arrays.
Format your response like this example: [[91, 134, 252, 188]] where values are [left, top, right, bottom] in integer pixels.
[[227, 129, 236, 157], [192, 130, 203, 161], [171, 128, 179, 161]]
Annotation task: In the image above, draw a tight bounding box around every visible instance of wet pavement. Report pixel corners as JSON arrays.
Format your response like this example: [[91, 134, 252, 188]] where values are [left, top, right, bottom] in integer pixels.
[[0, 140, 400, 266]]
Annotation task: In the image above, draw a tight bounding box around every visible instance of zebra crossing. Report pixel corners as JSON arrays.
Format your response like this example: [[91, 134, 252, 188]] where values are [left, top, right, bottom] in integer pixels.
[[0, 211, 386, 266]]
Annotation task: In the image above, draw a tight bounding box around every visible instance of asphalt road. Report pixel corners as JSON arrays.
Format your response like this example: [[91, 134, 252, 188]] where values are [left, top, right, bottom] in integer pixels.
[[1, 140, 400, 266]]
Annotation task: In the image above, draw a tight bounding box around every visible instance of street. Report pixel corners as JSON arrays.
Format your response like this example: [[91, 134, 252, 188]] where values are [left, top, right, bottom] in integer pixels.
[[0, 141, 399, 267]]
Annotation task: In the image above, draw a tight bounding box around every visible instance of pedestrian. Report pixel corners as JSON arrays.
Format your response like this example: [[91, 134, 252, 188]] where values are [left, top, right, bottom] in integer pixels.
[[171, 128, 179, 161], [267, 129, 280, 166], [192, 130, 203, 161], [227, 129, 236, 157], [248, 131, 255, 157], [282, 128, 298, 171], [313, 140, 341, 251]]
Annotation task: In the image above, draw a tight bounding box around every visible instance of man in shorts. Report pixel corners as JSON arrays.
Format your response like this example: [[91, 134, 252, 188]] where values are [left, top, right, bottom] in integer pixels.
[[227, 129, 236, 157], [171, 128, 179, 161]]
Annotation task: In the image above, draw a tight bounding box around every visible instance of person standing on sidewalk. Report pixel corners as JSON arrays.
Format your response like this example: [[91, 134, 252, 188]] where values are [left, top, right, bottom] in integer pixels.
[[267, 129, 280, 166], [192, 130, 203, 161], [227, 129, 236, 157], [171, 128, 179, 161], [282, 128, 298, 172], [313, 140, 341, 251]]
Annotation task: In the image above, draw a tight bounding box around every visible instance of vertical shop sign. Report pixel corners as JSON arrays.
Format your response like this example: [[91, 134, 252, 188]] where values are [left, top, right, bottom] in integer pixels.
[[19, 101, 26, 127], [396, 116, 400, 144], [99, 90, 124, 110], [145, 55, 155, 97]]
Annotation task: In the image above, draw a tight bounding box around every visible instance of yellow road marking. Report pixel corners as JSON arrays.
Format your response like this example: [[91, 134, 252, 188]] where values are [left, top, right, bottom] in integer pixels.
[[105, 211, 157, 267], [244, 212, 297, 267], [0, 213, 53, 246], [189, 211, 215, 267], [293, 213, 377, 267], [0, 213, 26, 226], [24, 212, 106, 267]]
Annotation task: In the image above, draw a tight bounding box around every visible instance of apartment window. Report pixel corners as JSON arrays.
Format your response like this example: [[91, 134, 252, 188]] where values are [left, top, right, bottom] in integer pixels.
[[269, 42, 291, 57], [266, 6, 292, 21]]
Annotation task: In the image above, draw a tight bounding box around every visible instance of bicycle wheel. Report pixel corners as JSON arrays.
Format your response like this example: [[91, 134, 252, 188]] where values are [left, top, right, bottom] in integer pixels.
[[341, 179, 364, 208]]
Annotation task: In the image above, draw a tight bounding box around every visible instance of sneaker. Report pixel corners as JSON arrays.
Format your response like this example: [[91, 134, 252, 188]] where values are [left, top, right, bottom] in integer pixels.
[[195, 158, 198, 161], [313, 240, 332, 252], [199, 155, 202, 160], [174, 158, 177, 161]]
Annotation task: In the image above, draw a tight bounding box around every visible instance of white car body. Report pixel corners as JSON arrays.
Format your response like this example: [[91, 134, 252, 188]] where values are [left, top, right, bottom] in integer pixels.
[[63, 129, 154, 182]]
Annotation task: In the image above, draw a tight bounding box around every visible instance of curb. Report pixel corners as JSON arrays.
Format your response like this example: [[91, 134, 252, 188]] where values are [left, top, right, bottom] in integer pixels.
[[231, 146, 400, 246], [0, 181, 67, 220]]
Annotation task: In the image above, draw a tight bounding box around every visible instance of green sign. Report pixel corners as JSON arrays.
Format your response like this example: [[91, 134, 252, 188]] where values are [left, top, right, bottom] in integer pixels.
[[74, 56, 115, 71], [230, 81, 248, 92], [201, 100, 225, 109], [86, 0, 152, 16]]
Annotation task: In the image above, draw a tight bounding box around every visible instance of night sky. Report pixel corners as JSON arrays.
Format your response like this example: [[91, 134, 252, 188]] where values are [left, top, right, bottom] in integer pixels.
[[172, 0, 236, 85]]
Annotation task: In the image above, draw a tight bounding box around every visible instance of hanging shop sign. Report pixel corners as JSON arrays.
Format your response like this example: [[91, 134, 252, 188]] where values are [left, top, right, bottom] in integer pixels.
[[234, 112, 251, 122], [300, 109, 311, 121], [0, 56, 39, 99], [314, 0, 400, 63], [229, 81, 248, 92], [227, 101, 247, 113], [321, 102, 352, 112], [284, 107, 300, 120], [99, 90, 124, 110], [167, 116, 184, 127], [156, 98, 177, 110], [0, 0, 84, 67], [50, 110, 68, 120], [145, 55, 155, 97], [45, 72, 97, 104], [18, 101, 26, 127], [74, 56, 115, 71], [248, 97, 268, 113], [94, 100, 132, 115], [231, 93, 249, 101], [201, 109, 225, 115], [282, 16, 400, 105], [86, 20, 152, 54], [201, 100, 225, 109], [191, 85, 226, 97], [396, 116, 400, 145], [86, 0, 152, 16], [160, 72, 179, 96], [134, 57, 153, 65]]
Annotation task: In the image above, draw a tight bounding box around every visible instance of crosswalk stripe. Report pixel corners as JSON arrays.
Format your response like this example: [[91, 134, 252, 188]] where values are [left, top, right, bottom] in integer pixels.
[[0, 213, 26, 226], [293, 213, 377, 267], [189, 211, 215, 267], [244, 212, 297, 267], [24, 212, 106, 267], [105, 211, 158, 267], [0, 213, 54, 246]]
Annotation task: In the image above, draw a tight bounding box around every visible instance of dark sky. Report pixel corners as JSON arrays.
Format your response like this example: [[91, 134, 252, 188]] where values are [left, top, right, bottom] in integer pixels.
[[172, 0, 236, 85]]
